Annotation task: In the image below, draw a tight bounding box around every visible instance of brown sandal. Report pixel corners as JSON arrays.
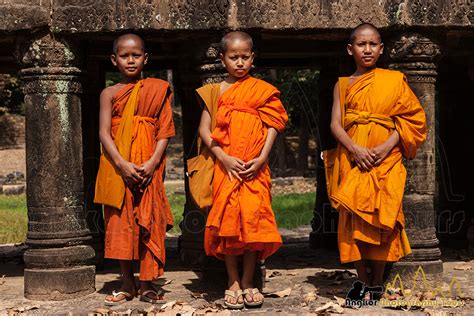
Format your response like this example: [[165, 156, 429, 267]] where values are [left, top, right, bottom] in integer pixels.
[[139, 289, 166, 304]]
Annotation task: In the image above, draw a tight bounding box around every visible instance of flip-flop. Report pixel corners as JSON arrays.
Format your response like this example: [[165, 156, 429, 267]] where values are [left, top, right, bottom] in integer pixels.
[[139, 289, 166, 304], [104, 290, 135, 306], [224, 289, 244, 309], [243, 288, 264, 307]]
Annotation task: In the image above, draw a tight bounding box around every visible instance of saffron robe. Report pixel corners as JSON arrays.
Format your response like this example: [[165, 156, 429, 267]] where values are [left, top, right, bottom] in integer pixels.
[[330, 68, 427, 263], [204, 76, 288, 261], [101, 78, 175, 280]]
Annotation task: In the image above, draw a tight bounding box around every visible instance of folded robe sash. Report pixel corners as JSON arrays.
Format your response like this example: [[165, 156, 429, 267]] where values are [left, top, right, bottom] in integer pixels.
[[94, 81, 143, 209]]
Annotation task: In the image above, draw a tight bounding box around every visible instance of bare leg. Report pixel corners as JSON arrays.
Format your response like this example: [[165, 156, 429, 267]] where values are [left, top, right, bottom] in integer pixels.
[[241, 251, 264, 303], [224, 255, 243, 305], [105, 260, 136, 302], [354, 260, 370, 284], [370, 260, 386, 286]]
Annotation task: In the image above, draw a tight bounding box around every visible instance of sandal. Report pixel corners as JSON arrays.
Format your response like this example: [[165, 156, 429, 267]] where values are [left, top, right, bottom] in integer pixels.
[[243, 288, 264, 307], [139, 289, 166, 304], [224, 289, 244, 309], [104, 290, 135, 306]]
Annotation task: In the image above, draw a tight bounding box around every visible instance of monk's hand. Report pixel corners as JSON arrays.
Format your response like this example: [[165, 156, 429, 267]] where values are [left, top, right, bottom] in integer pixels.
[[119, 161, 143, 188], [220, 154, 246, 182], [369, 143, 391, 166], [349, 143, 375, 172], [136, 160, 157, 189], [239, 156, 266, 181]]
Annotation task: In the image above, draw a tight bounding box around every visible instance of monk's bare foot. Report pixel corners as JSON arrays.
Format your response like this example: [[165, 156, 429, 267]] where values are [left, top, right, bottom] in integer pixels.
[[241, 281, 264, 306], [138, 281, 165, 303], [224, 280, 244, 307], [104, 280, 136, 305]]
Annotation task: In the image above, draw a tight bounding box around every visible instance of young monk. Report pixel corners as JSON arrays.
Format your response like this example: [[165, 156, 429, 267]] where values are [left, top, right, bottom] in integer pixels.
[[198, 31, 288, 309], [327, 23, 427, 288], [94, 33, 175, 305]]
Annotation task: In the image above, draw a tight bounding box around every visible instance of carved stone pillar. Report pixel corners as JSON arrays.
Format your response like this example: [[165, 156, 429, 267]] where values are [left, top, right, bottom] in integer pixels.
[[389, 34, 442, 279], [18, 34, 95, 300]]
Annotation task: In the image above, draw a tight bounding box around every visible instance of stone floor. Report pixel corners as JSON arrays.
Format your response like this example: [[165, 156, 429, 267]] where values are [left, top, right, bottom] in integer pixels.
[[1, 231, 473, 315]]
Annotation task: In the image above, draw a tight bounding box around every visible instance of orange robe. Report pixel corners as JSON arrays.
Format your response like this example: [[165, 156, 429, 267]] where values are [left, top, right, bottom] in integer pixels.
[[204, 76, 288, 261], [331, 68, 426, 263], [102, 78, 175, 280]]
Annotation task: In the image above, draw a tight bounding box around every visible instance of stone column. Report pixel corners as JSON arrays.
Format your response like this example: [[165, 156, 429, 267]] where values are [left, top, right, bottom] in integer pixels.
[[17, 34, 95, 300], [389, 34, 442, 279]]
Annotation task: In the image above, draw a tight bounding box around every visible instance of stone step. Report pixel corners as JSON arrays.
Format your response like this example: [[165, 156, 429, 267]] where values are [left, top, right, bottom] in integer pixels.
[[1, 184, 25, 195]]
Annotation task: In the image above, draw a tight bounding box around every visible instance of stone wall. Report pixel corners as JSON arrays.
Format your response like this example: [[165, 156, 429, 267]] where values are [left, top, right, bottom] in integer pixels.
[[0, 0, 471, 34]]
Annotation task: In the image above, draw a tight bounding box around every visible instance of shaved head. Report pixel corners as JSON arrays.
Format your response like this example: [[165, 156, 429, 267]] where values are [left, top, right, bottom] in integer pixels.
[[220, 31, 253, 53], [349, 23, 381, 44], [112, 33, 145, 54]]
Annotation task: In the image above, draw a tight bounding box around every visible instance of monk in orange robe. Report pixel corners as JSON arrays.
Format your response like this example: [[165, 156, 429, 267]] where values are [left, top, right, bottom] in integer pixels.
[[94, 34, 175, 305], [327, 23, 426, 288], [198, 31, 287, 309]]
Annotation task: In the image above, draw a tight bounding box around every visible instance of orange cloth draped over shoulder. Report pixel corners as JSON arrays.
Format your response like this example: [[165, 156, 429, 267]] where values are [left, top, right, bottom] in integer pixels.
[[328, 68, 427, 264], [96, 78, 175, 281], [204, 75, 288, 261]]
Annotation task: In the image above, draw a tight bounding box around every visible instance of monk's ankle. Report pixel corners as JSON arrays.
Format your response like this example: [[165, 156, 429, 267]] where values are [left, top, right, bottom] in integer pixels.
[[228, 280, 241, 290], [139, 280, 154, 291]]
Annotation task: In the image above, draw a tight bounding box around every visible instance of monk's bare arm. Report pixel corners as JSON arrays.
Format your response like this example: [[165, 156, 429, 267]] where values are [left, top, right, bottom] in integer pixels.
[[137, 138, 169, 188], [239, 127, 278, 179], [369, 130, 400, 165], [330, 82, 375, 171], [98, 87, 142, 185], [199, 107, 245, 181]]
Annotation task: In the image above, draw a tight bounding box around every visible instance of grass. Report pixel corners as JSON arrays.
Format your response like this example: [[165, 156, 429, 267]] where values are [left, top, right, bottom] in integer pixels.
[[0, 191, 315, 243], [272, 192, 315, 230], [167, 192, 186, 234], [0, 194, 28, 244]]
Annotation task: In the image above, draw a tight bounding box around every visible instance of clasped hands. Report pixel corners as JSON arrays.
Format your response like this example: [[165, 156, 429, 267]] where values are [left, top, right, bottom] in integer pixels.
[[220, 153, 266, 182], [118, 159, 157, 190], [350, 142, 391, 172]]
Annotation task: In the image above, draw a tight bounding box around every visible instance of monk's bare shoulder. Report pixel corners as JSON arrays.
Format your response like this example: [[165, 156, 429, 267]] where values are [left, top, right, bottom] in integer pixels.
[[100, 84, 123, 102]]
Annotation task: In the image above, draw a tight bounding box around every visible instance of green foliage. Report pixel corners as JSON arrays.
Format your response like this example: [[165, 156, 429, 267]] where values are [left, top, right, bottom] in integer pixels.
[[0, 74, 25, 115], [253, 69, 320, 136], [0, 195, 27, 244], [167, 192, 186, 234], [272, 192, 315, 229], [0, 191, 315, 243]]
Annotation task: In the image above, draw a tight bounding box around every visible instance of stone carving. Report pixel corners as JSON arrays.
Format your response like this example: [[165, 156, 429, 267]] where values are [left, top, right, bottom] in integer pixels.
[[169, 0, 229, 29], [443, 0, 473, 24], [18, 33, 79, 68], [198, 43, 227, 84], [0, 2, 49, 31], [390, 34, 441, 61], [53, 2, 114, 31], [244, 0, 278, 26], [409, 0, 442, 24], [389, 33, 440, 83]]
